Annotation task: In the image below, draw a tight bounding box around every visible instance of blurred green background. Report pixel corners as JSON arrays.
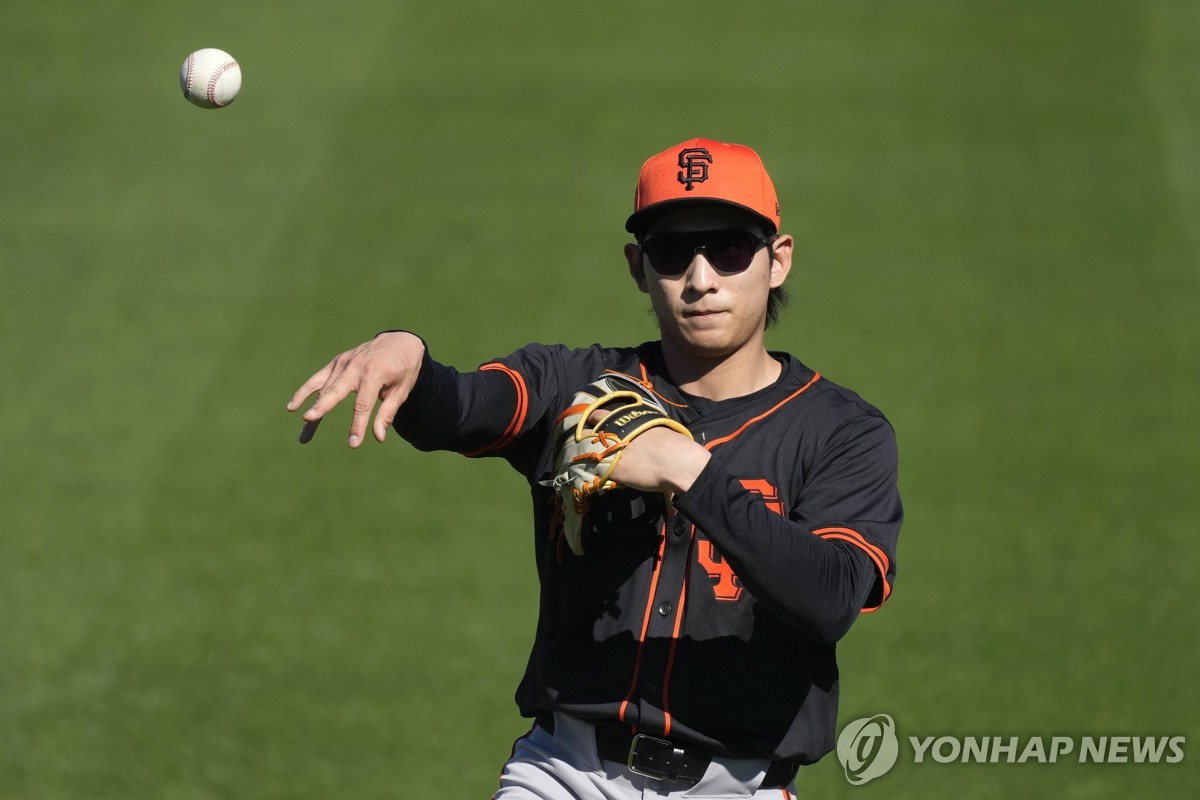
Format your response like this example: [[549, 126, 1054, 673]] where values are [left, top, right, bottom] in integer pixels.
[[2, 1, 1196, 797]]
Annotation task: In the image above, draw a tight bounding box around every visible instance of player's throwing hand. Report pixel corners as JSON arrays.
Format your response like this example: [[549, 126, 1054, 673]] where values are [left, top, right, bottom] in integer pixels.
[[286, 331, 426, 447]]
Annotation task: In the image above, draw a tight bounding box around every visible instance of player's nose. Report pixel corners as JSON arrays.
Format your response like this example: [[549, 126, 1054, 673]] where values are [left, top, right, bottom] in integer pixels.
[[684, 253, 718, 291]]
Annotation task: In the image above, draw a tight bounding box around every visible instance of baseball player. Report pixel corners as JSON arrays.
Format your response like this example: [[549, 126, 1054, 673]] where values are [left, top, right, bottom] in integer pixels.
[[288, 138, 903, 798]]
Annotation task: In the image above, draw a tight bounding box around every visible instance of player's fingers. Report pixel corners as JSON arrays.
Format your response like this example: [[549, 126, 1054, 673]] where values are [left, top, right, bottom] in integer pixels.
[[289, 362, 344, 445], [371, 385, 412, 443], [300, 355, 361, 423], [291, 357, 360, 446], [289, 333, 423, 445], [299, 373, 361, 444], [286, 363, 335, 412], [347, 376, 387, 448]]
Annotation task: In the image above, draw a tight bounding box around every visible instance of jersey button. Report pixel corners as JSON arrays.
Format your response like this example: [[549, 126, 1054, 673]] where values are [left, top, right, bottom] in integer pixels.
[[658, 601, 673, 616], [672, 519, 687, 537]]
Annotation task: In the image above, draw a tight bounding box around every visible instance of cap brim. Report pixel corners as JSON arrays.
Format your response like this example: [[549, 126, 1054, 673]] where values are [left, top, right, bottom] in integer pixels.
[[625, 198, 778, 237]]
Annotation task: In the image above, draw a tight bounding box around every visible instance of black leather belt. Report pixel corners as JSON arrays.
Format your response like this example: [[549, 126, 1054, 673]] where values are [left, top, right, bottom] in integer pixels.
[[538, 713, 797, 789]]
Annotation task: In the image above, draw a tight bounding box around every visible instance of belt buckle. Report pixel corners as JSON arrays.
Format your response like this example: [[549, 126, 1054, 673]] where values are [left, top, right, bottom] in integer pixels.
[[627, 733, 675, 780]]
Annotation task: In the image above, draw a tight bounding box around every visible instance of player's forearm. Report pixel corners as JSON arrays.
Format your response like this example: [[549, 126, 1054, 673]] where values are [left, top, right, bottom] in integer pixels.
[[391, 351, 522, 453], [673, 457, 878, 643]]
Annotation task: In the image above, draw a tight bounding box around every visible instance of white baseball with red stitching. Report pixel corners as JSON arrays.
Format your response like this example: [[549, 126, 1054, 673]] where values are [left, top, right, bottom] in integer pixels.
[[180, 48, 241, 109]]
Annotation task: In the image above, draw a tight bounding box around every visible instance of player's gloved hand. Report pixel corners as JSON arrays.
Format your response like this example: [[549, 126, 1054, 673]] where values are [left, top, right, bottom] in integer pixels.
[[540, 375, 692, 555]]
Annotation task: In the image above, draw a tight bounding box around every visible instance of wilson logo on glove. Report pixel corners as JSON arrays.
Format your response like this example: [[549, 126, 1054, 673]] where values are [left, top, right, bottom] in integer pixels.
[[611, 409, 655, 427], [541, 375, 692, 555]]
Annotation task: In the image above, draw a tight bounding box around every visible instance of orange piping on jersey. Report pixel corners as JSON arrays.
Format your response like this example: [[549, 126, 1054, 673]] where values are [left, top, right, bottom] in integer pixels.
[[463, 363, 528, 457], [703, 373, 821, 450], [603, 363, 689, 409], [618, 522, 669, 732], [658, 519, 696, 737], [813, 526, 892, 611]]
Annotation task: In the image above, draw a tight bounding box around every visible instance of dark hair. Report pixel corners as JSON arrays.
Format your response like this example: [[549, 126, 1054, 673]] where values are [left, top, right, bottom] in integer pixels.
[[766, 286, 790, 328], [765, 240, 790, 328]]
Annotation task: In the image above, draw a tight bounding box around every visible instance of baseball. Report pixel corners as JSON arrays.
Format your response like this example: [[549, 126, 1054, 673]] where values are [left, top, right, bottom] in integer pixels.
[[180, 48, 241, 109]]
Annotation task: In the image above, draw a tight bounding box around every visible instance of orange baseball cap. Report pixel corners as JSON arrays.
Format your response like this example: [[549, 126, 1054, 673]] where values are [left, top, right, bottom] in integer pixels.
[[625, 137, 781, 237]]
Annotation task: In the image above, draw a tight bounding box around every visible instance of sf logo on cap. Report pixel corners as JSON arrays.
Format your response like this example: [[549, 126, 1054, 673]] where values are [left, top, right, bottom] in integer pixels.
[[677, 148, 713, 191]]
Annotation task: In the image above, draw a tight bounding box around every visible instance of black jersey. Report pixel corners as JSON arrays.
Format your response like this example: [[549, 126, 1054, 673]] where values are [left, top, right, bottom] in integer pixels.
[[393, 340, 902, 765]]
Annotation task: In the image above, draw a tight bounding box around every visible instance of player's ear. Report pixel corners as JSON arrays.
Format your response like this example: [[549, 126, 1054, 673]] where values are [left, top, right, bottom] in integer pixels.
[[768, 234, 793, 290], [625, 243, 649, 293]]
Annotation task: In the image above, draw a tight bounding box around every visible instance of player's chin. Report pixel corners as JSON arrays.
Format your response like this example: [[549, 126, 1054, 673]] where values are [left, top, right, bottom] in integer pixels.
[[672, 327, 740, 359]]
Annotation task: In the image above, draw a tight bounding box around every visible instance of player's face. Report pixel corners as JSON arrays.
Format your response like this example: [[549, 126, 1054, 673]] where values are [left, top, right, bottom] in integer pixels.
[[625, 207, 792, 362]]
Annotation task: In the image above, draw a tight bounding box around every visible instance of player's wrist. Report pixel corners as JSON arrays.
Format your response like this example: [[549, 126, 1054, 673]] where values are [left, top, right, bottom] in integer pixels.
[[659, 436, 710, 495]]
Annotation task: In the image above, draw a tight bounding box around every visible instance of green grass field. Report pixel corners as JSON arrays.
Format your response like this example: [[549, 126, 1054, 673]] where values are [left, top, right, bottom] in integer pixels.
[[2, 1, 1197, 797]]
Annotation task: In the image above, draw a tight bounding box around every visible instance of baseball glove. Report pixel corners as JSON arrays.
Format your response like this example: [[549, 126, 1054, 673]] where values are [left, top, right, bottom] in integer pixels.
[[541, 374, 692, 555]]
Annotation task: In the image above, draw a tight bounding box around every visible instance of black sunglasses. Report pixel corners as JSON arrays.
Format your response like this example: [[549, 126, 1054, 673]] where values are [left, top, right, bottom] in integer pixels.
[[637, 230, 774, 276]]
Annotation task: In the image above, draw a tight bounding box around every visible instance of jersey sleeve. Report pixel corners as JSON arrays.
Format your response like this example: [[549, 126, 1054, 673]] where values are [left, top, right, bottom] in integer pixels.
[[672, 411, 902, 643], [391, 341, 608, 478], [796, 411, 901, 610]]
